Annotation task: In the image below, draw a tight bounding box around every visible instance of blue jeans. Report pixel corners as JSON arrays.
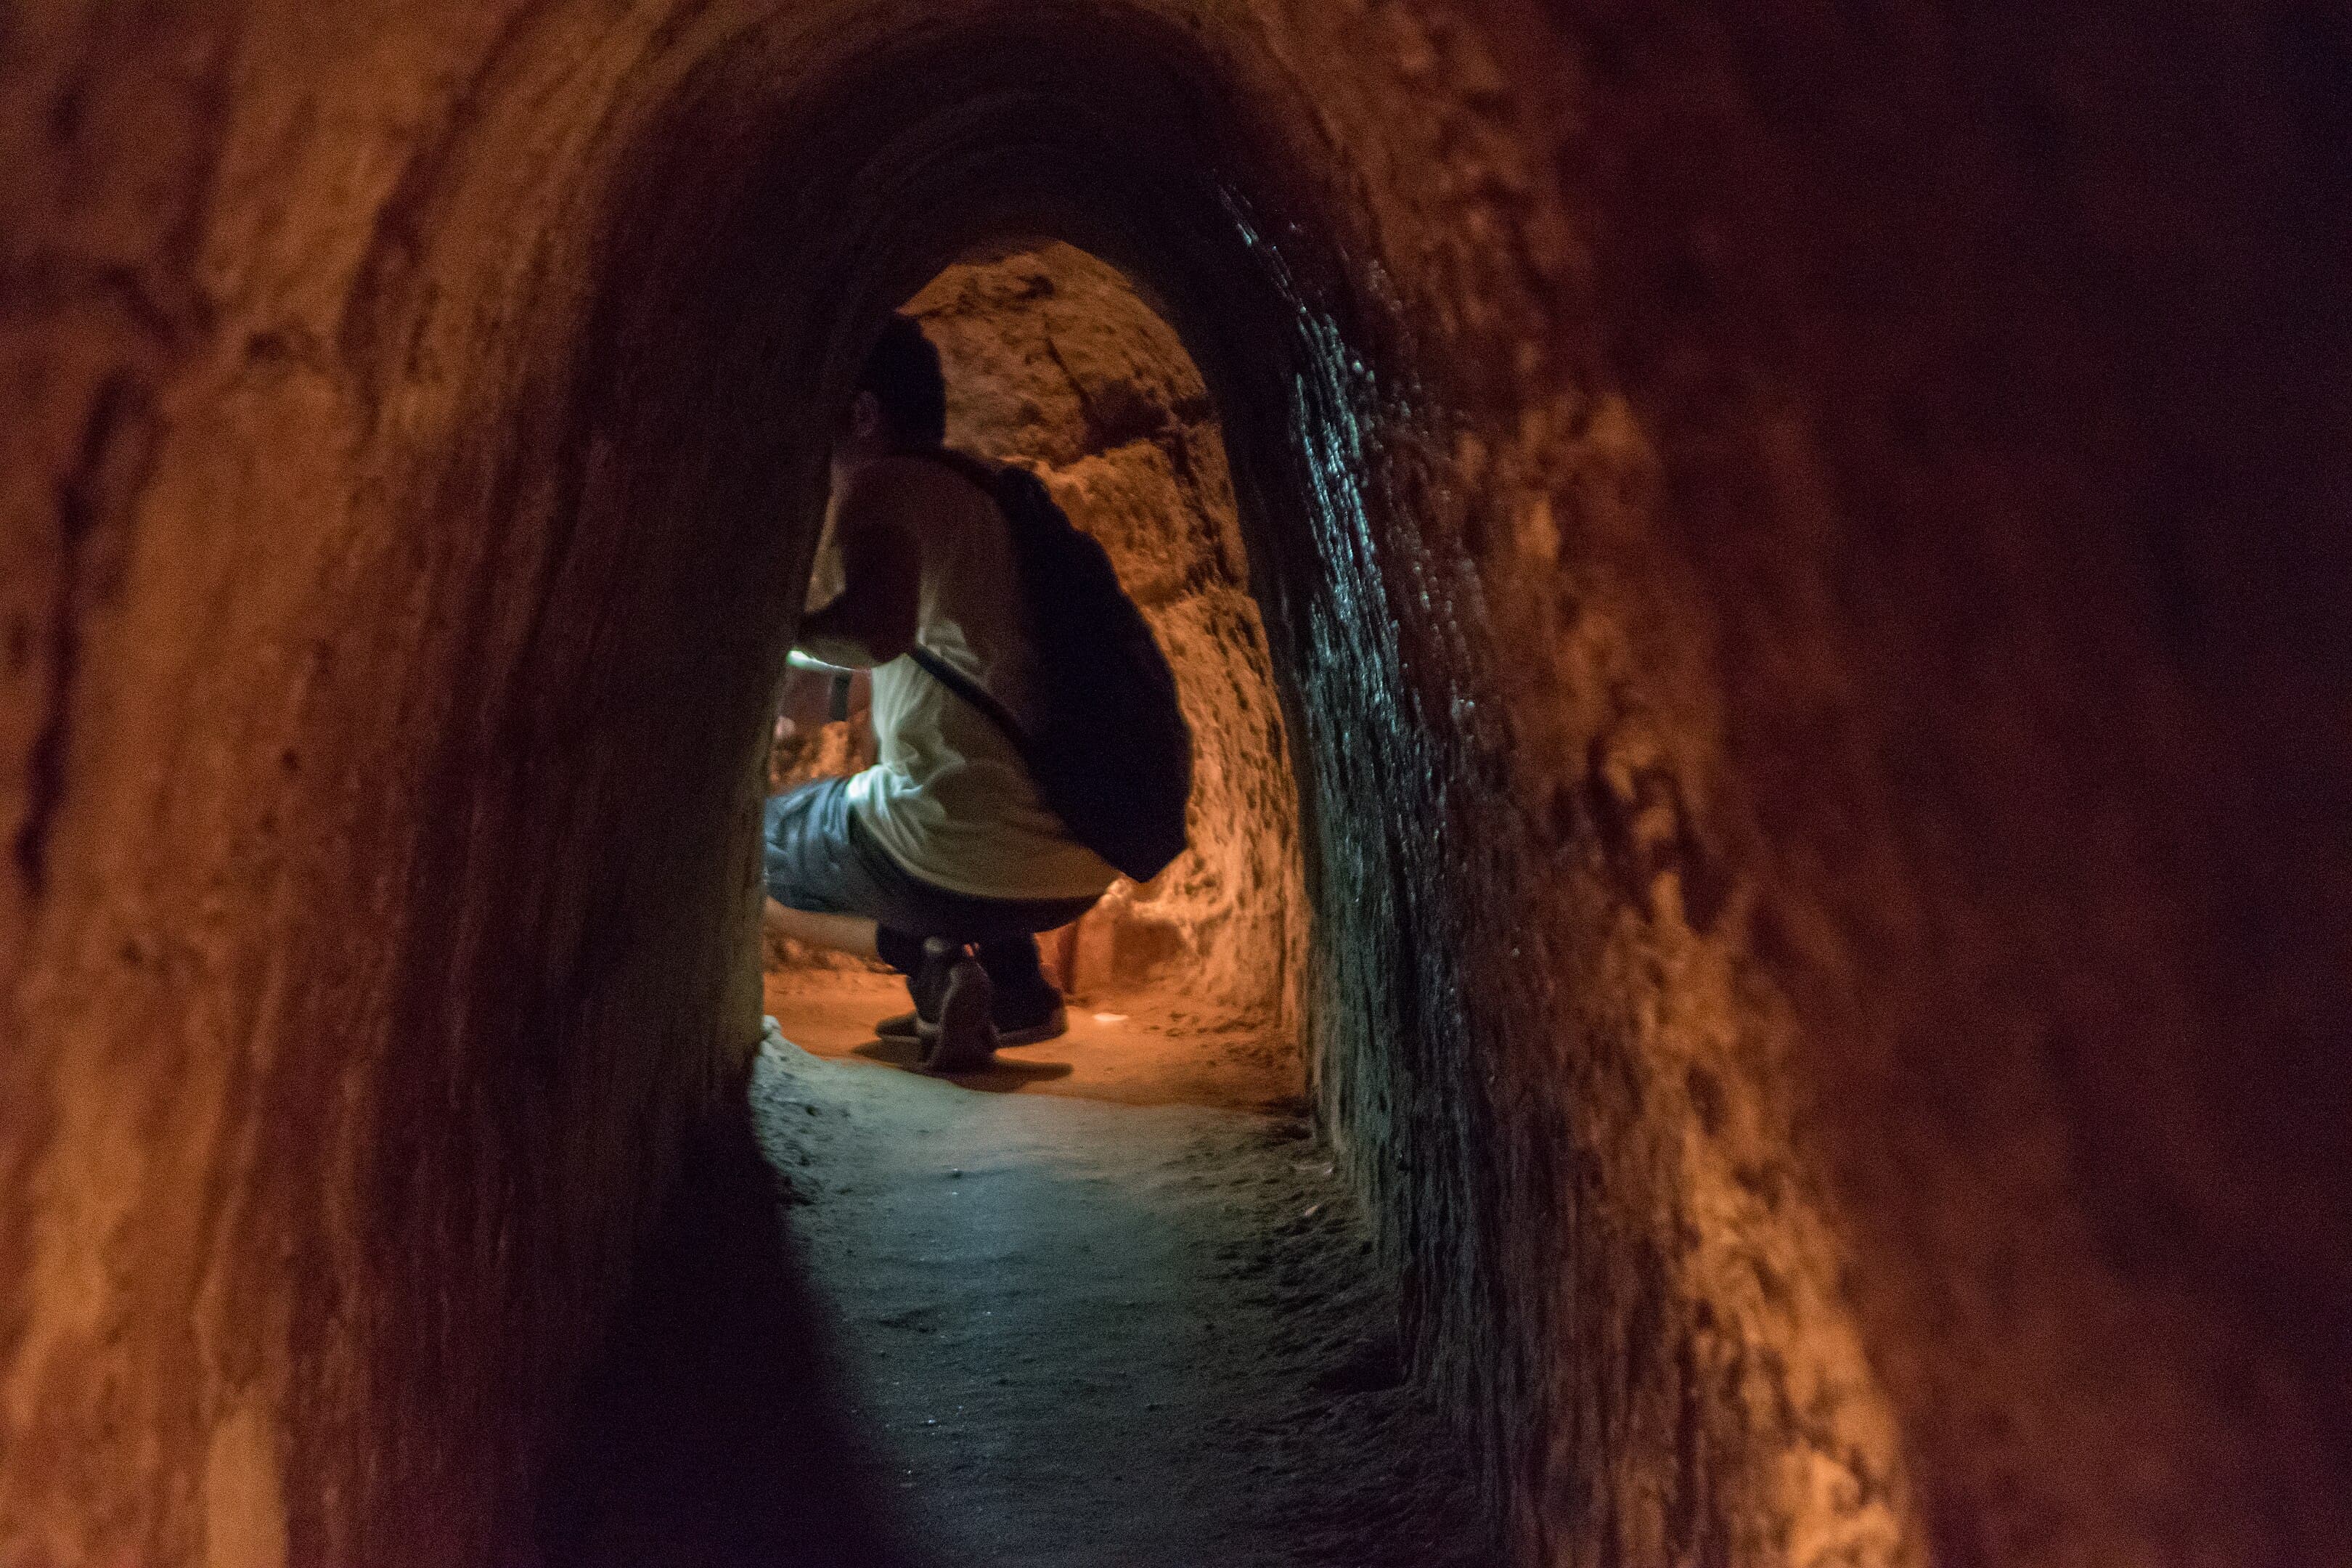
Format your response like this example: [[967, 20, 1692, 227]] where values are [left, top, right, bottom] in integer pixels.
[[762, 777, 1098, 998]]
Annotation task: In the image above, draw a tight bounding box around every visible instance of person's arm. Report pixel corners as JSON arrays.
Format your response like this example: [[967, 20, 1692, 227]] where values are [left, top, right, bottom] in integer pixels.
[[772, 663, 840, 740], [795, 467, 920, 668]]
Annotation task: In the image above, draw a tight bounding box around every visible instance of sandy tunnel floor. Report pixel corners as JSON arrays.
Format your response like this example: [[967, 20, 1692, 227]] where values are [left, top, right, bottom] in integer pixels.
[[703, 976, 1487, 1568], [763, 968, 1303, 1109]]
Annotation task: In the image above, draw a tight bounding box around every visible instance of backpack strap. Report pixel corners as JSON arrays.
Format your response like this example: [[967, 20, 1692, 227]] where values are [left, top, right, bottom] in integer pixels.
[[898, 445, 1002, 499], [894, 446, 1043, 758], [907, 642, 1034, 754], [899, 446, 1066, 540]]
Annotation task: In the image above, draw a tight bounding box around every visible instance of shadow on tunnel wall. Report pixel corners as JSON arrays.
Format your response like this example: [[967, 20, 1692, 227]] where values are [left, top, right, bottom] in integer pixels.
[[537, 1112, 921, 1568]]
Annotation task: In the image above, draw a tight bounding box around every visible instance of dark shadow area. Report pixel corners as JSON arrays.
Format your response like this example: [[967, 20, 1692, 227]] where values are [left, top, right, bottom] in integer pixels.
[[538, 1109, 923, 1568]]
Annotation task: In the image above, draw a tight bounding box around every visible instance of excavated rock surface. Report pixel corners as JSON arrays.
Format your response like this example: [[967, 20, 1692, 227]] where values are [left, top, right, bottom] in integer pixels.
[[5, 4, 2348, 1567]]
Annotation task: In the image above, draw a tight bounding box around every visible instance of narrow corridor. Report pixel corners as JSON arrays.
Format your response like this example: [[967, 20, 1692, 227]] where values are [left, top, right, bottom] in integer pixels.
[[12, 7, 2350, 1564], [548, 1001, 1484, 1567]]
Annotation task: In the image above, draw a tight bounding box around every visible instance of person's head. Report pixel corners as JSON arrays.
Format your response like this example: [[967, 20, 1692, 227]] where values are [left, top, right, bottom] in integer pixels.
[[836, 314, 946, 473]]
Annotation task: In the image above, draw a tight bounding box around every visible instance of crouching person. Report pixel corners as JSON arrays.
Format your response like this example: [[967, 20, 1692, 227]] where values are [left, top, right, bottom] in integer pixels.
[[763, 313, 1188, 1070]]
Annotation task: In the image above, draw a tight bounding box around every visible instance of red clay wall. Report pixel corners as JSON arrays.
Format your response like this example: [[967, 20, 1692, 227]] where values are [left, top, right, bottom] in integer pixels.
[[4, 4, 2346, 1566]]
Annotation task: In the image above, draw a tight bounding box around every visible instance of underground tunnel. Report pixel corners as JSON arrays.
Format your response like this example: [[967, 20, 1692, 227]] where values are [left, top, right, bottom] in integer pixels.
[[5, 4, 2350, 1567]]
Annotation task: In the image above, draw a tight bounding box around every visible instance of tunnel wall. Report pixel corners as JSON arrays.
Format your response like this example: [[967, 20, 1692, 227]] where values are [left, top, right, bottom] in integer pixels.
[[6, 3, 2349, 1567], [0, 7, 819, 1561]]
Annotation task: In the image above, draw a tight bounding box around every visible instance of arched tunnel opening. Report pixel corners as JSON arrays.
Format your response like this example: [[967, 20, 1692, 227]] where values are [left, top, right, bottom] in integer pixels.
[[762, 240, 1314, 1106], [6, 4, 2350, 1567]]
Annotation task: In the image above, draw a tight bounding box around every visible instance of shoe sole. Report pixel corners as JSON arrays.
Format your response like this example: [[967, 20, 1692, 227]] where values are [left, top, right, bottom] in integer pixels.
[[881, 1011, 1064, 1046], [993, 1014, 1068, 1047], [920, 968, 998, 1072]]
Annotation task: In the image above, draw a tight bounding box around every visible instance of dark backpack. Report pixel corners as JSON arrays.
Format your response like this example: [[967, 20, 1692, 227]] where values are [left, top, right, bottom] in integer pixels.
[[905, 449, 1193, 883]]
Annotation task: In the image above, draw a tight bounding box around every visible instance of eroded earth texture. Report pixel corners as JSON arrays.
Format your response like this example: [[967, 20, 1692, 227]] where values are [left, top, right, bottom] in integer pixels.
[[4, 4, 2348, 1565]]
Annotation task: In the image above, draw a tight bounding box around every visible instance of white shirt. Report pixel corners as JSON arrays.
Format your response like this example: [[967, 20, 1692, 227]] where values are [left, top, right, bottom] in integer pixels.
[[833, 459, 1119, 901]]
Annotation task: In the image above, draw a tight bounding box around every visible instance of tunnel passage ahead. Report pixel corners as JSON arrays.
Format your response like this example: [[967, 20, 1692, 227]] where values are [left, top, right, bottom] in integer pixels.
[[7, 4, 2352, 1567], [764, 240, 1311, 1089]]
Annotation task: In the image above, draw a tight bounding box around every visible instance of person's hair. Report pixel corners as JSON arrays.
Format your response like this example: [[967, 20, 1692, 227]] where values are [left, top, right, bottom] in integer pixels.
[[852, 314, 947, 447]]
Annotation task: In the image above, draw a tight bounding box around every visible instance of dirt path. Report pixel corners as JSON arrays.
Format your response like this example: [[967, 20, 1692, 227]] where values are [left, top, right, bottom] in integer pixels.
[[761, 969, 1303, 1109], [549, 992, 1487, 1568]]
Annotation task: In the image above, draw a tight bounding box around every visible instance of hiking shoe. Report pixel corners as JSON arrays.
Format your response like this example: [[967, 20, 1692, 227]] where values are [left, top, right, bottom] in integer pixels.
[[907, 937, 961, 1026], [992, 995, 1068, 1046], [920, 958, 998, 1072], [877, 988, 1066, 1046]]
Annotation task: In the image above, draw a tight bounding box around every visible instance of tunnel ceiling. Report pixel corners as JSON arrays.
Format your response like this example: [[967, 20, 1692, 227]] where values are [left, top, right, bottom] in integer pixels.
[[7, 3, 2350, 1567]]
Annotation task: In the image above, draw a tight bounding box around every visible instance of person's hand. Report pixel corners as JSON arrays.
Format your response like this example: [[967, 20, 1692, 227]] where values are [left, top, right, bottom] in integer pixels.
[[774, 665, 836, 736]]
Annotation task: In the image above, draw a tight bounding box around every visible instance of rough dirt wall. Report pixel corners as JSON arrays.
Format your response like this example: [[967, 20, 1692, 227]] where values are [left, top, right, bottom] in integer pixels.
[[0, 7, 816, 1564], [769, 242, 1309, 1021], [4, 4, 2348, 1568]]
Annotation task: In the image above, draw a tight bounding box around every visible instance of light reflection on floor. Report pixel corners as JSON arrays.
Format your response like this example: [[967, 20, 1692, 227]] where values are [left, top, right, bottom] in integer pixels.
[[762, 968, 1300, 1111]]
